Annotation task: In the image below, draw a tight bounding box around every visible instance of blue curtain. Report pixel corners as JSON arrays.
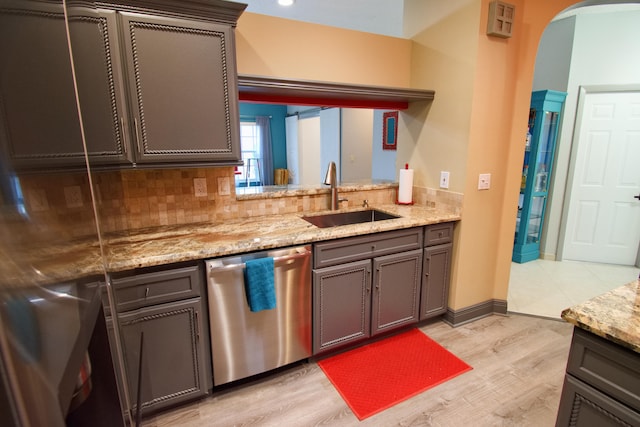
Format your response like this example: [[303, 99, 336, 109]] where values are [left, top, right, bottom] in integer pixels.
[[256, 116, 274, 185]]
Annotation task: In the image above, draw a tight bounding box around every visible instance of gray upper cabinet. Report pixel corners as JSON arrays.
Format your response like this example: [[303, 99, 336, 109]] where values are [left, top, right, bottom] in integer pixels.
[[2, 0, 244, 169], [0, 1, 87, 169], [116, 11, 240, 164]]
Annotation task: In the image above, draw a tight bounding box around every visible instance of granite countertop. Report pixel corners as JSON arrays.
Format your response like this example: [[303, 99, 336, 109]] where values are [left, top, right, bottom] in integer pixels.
[[104, 203, 460, 272], [561, 279, 640, 353], [3, 203, 459, 287]]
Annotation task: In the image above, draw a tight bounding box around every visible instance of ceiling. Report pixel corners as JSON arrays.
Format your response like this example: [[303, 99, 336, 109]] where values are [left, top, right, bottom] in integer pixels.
[[227, 0, 405, 38]]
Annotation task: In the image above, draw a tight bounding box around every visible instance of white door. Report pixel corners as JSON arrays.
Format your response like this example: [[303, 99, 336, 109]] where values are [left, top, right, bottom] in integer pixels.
[[562, 90, 640, 265]]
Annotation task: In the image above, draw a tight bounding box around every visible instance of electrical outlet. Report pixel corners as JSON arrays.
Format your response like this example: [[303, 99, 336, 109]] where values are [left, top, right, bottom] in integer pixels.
[[64, 186, 83, 208], [28, 189, 49, 212], [217, 177, 230, 196], [478, 173, 491, 190], [194, 178, 207, 197], [440, 171, 450, 189]]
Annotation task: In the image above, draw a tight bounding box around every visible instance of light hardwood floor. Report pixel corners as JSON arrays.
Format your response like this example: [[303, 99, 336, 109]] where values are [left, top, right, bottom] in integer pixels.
[[142, 314, 573, 427]]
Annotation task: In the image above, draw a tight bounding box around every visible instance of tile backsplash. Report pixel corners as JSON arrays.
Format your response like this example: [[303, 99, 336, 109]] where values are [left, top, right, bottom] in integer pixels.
[[18, 166, 462, 238]]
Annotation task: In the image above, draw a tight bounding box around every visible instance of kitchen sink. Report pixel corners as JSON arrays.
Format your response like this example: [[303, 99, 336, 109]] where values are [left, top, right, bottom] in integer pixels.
[[302, 209, 400, 228]]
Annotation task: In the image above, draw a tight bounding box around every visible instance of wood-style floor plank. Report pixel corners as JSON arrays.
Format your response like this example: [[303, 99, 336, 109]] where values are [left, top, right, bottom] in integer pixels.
[[142, 314, 573, 427]]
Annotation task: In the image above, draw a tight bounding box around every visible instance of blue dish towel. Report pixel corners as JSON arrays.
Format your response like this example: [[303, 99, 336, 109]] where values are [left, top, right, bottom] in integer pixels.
[[243, 257, 276, 312]]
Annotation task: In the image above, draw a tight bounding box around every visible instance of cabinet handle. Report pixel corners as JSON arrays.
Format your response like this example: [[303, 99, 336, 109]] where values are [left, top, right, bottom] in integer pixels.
[[144, 287, 149, 298], [120, 117, 128, 154], [134, 117, 141, 154], [424, 257, 430, 276], [194, 310, 200, 340], [366, 269, 371, 293], [438, 232, 443, 238], [371, 244, 376, 251]]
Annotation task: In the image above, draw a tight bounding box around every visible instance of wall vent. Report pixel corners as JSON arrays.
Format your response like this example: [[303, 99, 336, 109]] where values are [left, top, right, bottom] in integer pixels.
[[487, 1, 515, 38]]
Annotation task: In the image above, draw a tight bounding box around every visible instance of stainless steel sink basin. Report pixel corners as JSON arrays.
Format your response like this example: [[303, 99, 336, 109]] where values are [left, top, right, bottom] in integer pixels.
[[302, 209, 400, 228]]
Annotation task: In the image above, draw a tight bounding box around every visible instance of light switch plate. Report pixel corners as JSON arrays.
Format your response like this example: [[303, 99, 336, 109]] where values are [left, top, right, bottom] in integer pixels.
[[440, 171, 450, 189], [217, 177, 230, 196], [478, 173, 491, 190], [194, 178, 207, 197]]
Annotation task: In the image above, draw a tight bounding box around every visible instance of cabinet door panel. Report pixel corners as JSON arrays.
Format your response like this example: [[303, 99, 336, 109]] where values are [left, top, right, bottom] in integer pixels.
[[421, 243, 452, 320], [69, 9, 131, 163], [119, 299, 207, 415], [313, 260, 371, 354], [372, 249, 421, 335], [0, 5, 85, 168], [120, 12, 240, 163]]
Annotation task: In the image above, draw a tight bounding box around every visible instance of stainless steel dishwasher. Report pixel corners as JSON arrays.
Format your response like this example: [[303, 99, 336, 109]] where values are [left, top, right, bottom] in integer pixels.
[[205, 245, 312, 386]]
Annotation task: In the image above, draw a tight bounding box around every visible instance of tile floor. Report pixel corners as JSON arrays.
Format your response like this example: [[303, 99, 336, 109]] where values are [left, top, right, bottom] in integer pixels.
[[507, 258, 640, 319]]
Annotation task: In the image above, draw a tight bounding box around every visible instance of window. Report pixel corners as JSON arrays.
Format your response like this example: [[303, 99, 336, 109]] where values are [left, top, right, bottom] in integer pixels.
[[236, 121, 262, 187]]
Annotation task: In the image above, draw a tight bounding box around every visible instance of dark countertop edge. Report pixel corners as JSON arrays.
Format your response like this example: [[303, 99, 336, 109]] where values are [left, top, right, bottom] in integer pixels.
[[562, 316, 640, 354]]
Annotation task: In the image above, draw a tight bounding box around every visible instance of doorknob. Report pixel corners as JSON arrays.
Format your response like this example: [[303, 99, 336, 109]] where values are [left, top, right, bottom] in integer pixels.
[[635, 194, 640, 200]]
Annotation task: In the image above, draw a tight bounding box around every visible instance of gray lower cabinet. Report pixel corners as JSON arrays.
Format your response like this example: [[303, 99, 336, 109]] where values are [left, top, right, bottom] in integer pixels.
[[109, 263, 210, 417], [372, 250, 422, 335], [312, 228, 423, 354], [313, 259, 372, 353], [420, 223, 454, 320], [118, 299, 208, 415], [556, 327, 640, 426]]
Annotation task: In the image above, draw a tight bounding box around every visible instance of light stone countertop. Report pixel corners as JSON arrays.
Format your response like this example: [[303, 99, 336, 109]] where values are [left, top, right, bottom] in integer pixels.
[[561, 279, 640, 353], [103, 203, 460, 272], [2, 203, 459, 287]]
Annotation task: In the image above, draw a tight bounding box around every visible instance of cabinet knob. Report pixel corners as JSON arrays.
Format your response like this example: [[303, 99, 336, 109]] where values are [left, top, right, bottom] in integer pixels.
[[438, 232, 443, 238], [371, 244, 376, 251], [145, 287, 149, 298]]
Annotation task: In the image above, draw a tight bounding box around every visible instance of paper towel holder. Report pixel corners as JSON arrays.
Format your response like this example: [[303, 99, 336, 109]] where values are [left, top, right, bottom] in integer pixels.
[[396, 163, 415, 205]]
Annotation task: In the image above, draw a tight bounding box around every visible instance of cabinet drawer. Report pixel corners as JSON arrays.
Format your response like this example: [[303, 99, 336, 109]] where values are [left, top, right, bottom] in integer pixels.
[[424, 222, 453, 246], [314, 228, 422, 269], [567, 328, 640, 411], [112, 265, 202, 312], [556, 374, 640, 427]]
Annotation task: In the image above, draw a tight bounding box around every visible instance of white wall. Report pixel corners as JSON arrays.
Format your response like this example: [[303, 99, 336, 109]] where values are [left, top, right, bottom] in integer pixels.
[[532, 17, 575, 92], [320, 108, 341, 182], [534, 7, 640, 259], [340, 108, 373, 183], [298, 116, 321, 186]]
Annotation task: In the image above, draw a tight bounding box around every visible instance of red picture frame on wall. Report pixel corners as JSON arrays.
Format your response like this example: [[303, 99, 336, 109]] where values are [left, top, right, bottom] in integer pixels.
[[382, 111, 398, 150]]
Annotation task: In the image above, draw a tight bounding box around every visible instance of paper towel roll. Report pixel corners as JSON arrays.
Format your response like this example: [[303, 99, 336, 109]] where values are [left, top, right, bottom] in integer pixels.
[[398, 168, 414, 204]]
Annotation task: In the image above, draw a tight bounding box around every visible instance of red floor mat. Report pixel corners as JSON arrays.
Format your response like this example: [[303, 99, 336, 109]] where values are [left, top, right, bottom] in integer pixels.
[[318, 328, 472, 420]]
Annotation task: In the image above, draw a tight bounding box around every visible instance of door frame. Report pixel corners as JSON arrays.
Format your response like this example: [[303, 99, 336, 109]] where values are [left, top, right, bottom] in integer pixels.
[[557, 84, 640, 266]]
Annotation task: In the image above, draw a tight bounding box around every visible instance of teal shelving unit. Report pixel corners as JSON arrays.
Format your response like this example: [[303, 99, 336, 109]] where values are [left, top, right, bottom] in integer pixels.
[[513, 90, 567, 263]]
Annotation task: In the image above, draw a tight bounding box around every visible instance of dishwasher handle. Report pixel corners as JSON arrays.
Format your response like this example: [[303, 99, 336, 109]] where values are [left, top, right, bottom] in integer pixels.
[[207, 248, 310, 272]]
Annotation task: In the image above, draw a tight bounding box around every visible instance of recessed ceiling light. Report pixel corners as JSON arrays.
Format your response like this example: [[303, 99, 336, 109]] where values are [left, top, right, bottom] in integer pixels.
[[278, 0, 294, 6]]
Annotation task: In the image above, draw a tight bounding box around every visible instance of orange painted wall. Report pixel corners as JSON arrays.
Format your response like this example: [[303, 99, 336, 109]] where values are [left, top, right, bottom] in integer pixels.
[[235, 12, 413, 88], [234, 0, 589, 313], [456, 0, 583, 309]]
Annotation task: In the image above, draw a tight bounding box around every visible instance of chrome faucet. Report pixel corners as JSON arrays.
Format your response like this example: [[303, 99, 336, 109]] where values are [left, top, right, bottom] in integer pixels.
[[324, 161, 343, 210]]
